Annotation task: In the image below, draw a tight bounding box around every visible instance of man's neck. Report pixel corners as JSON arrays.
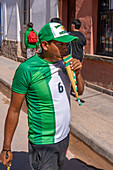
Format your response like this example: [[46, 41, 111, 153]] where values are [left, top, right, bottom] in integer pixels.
[[73, 29, 79, 32], [39, 53, 56, 63]]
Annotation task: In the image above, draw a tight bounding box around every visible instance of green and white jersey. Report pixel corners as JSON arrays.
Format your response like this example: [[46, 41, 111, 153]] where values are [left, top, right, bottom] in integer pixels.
[[12, 54, 71, 145]]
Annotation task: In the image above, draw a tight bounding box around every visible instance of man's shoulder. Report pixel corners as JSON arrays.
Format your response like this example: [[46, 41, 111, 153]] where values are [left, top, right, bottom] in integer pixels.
[[79, 32, 86, 38], [71, 31, 84, 36], [71, 31, 86, 41], [19, 55, 36, 66], [17, 60, 30, 72], [78, 31, 86, 39]]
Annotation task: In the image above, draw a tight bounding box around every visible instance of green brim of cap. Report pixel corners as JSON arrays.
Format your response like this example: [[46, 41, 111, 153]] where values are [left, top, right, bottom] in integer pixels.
[[53, 35, 79, 43]]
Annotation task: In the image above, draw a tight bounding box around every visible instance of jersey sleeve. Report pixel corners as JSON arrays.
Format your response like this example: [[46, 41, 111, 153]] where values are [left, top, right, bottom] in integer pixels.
[[11, 63, 32, 94]]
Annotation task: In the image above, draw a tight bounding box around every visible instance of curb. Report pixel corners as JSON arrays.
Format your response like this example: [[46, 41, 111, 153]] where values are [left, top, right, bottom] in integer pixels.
[[85, 81, 113, 96], [70, 124, 113, 164], [17, 56, 26, 62], [0, 77, 11, 89]]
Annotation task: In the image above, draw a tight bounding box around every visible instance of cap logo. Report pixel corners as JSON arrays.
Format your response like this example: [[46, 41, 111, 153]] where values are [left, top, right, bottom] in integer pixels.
[[50, 23, 68, 38], [61, 26, 66, 30], [55, 25, 61, 29]]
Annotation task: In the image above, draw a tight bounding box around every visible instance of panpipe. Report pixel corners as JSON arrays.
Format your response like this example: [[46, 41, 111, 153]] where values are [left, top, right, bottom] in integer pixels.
[[63, 54, 82, 106]]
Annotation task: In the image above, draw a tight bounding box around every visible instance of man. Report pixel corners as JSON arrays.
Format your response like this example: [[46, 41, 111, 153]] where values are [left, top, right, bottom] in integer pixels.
[[0, 22, 84, 170], [24, 22, 39, 58], [68, 19, 86, 63]]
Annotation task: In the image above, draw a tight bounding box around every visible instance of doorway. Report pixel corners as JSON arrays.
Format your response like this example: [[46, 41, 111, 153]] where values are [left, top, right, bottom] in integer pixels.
[[67, 0, 76, 32]]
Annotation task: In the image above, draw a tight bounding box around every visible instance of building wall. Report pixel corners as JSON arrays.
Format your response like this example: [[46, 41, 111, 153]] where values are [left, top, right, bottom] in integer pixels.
[[31, 0, 58, 32], [82, 55, 113, 91], [1, 0, 58, 60], [6, 0, 17, 40], [76, 0, 98, 54], [1, 0, 19, 60], [59, 0, 98, 54], [31, 0, 47, 32], [59, 0, 113, 91], [76, 0, 113, 91]]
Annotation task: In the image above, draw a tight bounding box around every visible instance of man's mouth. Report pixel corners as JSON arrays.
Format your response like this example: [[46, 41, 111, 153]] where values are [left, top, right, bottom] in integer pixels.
[[61, 54, 66, 58]]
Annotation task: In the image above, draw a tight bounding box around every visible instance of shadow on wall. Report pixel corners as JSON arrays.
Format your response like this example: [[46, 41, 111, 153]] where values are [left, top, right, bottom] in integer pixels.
[[0, 152, 103, 170]]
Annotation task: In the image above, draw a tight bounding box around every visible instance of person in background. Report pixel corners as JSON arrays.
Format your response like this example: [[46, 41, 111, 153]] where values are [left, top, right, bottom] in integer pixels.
[[68, 19, 86, 63], [50, 17, 62, 24], [0, 22, 84, 170], [24, 22, 39, 59]]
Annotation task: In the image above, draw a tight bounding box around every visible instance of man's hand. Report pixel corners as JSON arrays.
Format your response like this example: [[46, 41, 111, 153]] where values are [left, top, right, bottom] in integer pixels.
[[70, 58, 82, 75], [70, 58, 84, 95], [0, 150, 13, 167]]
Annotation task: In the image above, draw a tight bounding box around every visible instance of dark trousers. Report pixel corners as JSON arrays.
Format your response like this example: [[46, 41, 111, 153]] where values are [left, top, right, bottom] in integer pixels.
[[28, 135, 69, 170]]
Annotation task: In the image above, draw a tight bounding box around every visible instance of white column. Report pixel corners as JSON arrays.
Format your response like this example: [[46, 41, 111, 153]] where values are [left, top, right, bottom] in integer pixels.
[[30, 0, 32, 22], [2, 0, 7, 40], [16, 1, 22, 56], [16, 1, 21, 42]]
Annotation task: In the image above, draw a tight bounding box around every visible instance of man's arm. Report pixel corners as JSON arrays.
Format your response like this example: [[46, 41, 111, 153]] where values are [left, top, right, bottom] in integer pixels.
[[70, 58, 84, 95], [82, 46, 86, 63], [0, 91, 25, 167]]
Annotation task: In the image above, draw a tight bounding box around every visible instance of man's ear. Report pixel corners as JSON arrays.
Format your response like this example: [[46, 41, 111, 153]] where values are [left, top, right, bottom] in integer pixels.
[[41, 41, 49, 51]]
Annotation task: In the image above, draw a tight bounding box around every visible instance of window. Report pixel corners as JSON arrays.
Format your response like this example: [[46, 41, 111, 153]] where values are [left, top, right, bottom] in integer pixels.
[[24, 0, 30, 25], [97, 0, 113, 56]]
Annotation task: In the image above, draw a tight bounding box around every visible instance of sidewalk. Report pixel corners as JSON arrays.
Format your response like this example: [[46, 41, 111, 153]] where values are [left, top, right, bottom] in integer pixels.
[[0, 55, 113, 165]]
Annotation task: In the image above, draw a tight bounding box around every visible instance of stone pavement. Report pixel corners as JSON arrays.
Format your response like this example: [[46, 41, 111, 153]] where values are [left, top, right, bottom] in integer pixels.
[[71, 88, 113, 164], [0, 55, 113, 166], [0, 92, 28, 152]]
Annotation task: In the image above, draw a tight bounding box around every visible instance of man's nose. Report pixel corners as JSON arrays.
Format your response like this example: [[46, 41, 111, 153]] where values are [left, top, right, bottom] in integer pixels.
[[63, 45, 68, 51]]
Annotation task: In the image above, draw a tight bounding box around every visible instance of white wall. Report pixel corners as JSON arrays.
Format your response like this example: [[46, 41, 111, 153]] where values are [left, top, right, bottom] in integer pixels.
[[1, 0, 58, 41], [50, 0, 58, 20], [1, 0, 6, 40], [31, 0, 58, 33], [6, 0, 17, 40], [31, 0, 48, 33]]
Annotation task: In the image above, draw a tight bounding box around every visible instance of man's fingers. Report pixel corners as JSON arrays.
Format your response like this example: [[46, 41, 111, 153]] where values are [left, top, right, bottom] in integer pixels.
[[7, 161, 12, 167], [70, 58, 82, 67], [0, 151, 13, 167], [3, 159, 12, 167], [70, 60, 82, 71]]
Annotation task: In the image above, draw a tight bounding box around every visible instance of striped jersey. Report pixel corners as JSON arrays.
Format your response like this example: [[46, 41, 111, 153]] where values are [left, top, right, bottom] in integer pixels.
[[12, 54, 71, 145]]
